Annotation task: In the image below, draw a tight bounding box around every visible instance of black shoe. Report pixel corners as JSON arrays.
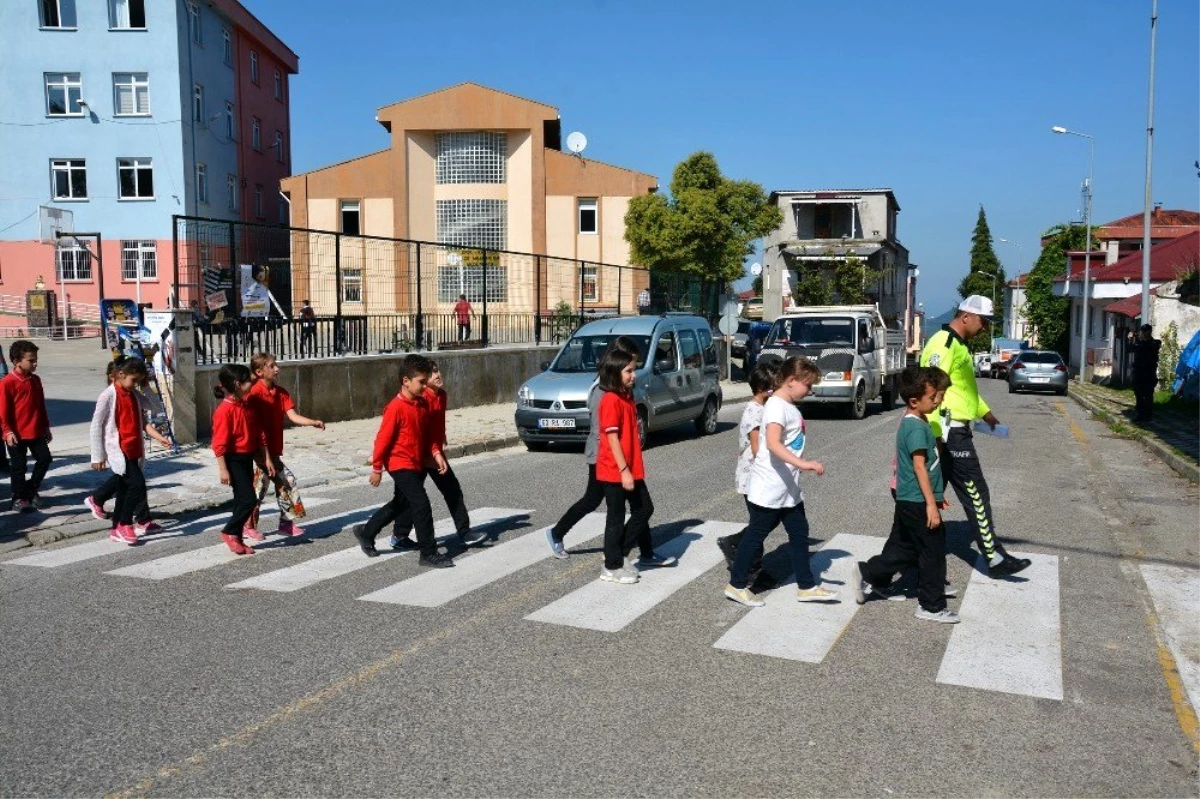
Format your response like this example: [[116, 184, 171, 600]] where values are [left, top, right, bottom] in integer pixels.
[[390, 535, 419, 551], [459, 529, 488, 547], [717, 535, 739, 569], [353, 524, 379, 558], [419, 552, 455, 568], [989, 554, 1031, 577]]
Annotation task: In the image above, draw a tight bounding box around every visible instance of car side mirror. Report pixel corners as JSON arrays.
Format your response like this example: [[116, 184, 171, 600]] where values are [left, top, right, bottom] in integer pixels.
[[655, 357, 674, 374], [539, 361, 550, 371]]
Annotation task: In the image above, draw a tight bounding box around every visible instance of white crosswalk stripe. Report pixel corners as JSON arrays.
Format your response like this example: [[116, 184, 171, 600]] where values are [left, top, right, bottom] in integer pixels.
[[228, 508, 530, 594], [712, 533, 884, 662], [526, 520, 743, 632], [936, 552, 1062, 700], [1139, 563, 1200, 714]]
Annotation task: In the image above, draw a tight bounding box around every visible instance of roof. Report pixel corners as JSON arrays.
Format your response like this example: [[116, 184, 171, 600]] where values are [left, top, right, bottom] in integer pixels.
[[1104, 293, 1149, 319], [1055, 230, 1199, 284], [377, 82, 557, 114], [210, 0, 298, 72], [1008, 272, 1031, 288], [1096, 209, 1199, 240], [770, 189, 899, 212]]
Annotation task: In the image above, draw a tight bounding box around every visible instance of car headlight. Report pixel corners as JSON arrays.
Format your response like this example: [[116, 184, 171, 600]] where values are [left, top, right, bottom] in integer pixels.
[[824, 371, 851, 381], [517, 385, 533, 407]]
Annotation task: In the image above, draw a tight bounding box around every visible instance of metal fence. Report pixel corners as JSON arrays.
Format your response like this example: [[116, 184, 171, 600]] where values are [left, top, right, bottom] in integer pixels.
[[173, 215, 719, 364]]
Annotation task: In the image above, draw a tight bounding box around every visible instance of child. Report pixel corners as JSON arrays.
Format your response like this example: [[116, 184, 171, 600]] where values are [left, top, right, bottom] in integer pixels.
[[88, 358, 171, 545], [544, 336, 675, 568], [353, 354, 453, 568], [242, 352, 325, 540], [84, 360, 123, 521], [211, 364, 274, 555], [725, 356, 837, 607], [389, 360, 487, 550], [0, 340, 52, 512], [855, 367, 960, 623], [717, 359, 780, 575], [594, 347, 655, 585]]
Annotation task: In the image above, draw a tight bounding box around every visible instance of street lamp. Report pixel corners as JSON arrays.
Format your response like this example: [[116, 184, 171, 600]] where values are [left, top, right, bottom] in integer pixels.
[[998, 238, 1023, 339], [1052, 125, 1094, 383]]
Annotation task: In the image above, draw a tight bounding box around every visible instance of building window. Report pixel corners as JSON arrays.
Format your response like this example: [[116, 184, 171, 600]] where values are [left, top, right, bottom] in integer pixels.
[[221, 28, 231, 65], [187, 2, 201, 43], [1087, 305, 1095, 337], [274, 131, 284, 163], [39, 0, 77, 28], [117, 157, 153, 199], [437, 262, 507, 304], [581, 263, 598, 301], [56, 241, 91, 281], [108, 0, 146, 29], [273, 70, 282, 100], [278, 199, 288, 225], [50, 158, 87, 199], [340, 200, 360, 236], [45, 72, 83, 116], [121, 240, 156, 280], [224, 102, 235, 140], [435, 132, 506, 184], [226, 174, 237, 211], [578, 198, 598, 234], [196, 163, 208, 203], [193, 83, 204, 123], [1074, 303, 1082, 335], [254, 185, 263, 217], [251, 117, 261, 149], [343, 269, 363, 303], [249, 51, 259, 84], [435, 199, 506, 250], [113, 72, 150, 116]]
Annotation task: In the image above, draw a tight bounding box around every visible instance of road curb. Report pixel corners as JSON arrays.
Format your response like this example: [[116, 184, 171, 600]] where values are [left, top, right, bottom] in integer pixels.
[[1067, 386, 1199, 483]]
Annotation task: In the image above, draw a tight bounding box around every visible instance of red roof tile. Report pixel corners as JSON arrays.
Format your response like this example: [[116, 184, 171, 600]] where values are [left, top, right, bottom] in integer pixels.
[[1056, 231, 1199, 283], [1096, 209, 1199, 240]]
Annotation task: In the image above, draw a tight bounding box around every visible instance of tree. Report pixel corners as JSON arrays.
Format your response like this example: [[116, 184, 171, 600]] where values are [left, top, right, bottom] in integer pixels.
[[751, 273, 763, 296], [958, 206, 1006, 352], [793, 264, 832, 306], [833, 250, 882, 305], [625, 152, 782, 315], [1024, 223, 1088, 357]]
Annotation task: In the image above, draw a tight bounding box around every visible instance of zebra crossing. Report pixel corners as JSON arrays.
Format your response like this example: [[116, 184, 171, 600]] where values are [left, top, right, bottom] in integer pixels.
[[3, 501, 1109, 703]]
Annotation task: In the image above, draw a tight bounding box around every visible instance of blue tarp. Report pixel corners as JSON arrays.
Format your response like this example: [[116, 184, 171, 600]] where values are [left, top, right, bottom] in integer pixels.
[[1173, 329, 1200, 400]]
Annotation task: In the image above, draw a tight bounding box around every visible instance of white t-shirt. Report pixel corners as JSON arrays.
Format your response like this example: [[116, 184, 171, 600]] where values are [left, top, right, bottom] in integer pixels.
[[735, 400, 766, 494], [747, 395, 806, 508]]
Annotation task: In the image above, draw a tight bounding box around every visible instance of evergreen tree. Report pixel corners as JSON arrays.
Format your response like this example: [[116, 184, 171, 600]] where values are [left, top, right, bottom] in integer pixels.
[[793, 263, 833, 305], [834, 250, 881, 305], [957, 206, 1007, 352], [1024, 223, 1088, 357]]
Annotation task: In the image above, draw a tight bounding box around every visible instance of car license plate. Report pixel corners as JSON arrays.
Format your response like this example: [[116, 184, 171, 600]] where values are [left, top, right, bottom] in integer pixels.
[[538, 418, 575, 429], [1030, 377, 1050, 383]]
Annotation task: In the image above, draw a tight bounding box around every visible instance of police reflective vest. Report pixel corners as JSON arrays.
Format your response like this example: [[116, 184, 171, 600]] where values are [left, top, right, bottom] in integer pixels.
[[920, 325, 990, 440]]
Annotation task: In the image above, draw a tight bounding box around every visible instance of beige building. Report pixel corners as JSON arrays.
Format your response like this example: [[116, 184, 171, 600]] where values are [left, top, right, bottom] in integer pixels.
[[281, 83, 657, 317]]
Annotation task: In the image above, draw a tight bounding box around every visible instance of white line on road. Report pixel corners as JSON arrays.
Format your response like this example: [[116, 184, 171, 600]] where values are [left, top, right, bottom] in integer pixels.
[[525, 520, 743, 632], [712, 532, 884, 662], [936, 552, 1062, 701], [1139, 563, 1200, 714]]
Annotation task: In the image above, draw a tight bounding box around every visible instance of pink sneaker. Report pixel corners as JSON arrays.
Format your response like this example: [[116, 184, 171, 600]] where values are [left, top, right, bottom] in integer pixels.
[[278, 519, 304, 537], [243, 526, 266, 542], [113, 524, 139, 546], [84, 496, 109, 520], [135, 520, 163, 536]]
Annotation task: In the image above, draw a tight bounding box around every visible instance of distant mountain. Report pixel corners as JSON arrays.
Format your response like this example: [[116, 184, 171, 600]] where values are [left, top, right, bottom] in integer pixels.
[[925, 307, 957, 331]]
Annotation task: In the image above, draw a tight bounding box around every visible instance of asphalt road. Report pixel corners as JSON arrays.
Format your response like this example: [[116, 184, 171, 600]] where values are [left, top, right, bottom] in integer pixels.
[[1, 385, 1197, 798]]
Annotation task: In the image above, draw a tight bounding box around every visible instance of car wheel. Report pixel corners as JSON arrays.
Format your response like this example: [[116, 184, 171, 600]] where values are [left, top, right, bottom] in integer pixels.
[[525, 441, 548, 452], [847, 382, 867, 419], [695, 396, 719, 435], [637, 406, 648, 450]]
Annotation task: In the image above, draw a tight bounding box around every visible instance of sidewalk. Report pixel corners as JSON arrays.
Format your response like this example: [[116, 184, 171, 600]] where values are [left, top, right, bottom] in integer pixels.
[[1069, 382, 1199, 482], [0, 374, 752, 552]]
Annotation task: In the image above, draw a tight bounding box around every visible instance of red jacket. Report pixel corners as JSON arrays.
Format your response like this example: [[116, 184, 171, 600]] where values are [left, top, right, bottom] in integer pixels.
[[424, 386, 447, 454], [245, 380, 295, 456], [211, 396, 265, 457], [595, 390, 644, 483], [114, 385, 144, 461], [0, 370, 50, 441], [371, 392, 431, 473]]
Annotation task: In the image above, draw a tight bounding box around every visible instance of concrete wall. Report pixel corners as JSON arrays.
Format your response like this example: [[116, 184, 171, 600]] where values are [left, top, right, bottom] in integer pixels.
[[193, 345, 560, 437]]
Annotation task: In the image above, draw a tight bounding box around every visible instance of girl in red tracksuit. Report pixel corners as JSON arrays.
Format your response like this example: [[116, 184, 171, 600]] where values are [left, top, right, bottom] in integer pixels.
[[211, 364, 273, 555]]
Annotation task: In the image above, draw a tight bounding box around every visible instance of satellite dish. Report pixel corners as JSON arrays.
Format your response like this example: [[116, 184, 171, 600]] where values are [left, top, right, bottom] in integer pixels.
[[566, 131, 588, 155], [749, 262, 762, 277]]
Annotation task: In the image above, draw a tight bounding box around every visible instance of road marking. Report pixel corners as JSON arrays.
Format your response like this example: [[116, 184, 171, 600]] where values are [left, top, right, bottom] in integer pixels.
[[526, 520, 743, 632], [936, 552, 1062, 700], [712, 532, 883, 662], [1139, 563, 1200, 752], [104, 507, 370, 581], [356, 509, 567, 606], [229, 508, 530, 594]]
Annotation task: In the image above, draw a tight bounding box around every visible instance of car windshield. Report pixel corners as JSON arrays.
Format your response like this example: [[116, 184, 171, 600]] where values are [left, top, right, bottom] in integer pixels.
[[766, 317, 855, 348], [551, 335, 650, 373], [1020, 352, 1063, 364], [736, 321, 751, 335]]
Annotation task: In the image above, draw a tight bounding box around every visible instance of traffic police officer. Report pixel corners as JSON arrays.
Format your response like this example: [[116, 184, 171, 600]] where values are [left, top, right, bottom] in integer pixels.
[[921, 295, 1031, 578]]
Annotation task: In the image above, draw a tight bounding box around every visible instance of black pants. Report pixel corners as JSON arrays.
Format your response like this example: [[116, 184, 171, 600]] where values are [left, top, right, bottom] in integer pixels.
[[552, 464, 604, 541], [222, 454, 258, 535], [861, 501, 947, 613], [732, 502, 816, 590], [458, 323, 471, 341], [601, 479, 654, 570], [1134, 378, 1155, 420], [96, 473, 150, 525], [8, 437, 52, 502], [111, 461, 148, 528], [300, 328, 315, 357], [365, 469, 436, 556], [394, 465, 469, 538], [942, 427, 1004, 561]]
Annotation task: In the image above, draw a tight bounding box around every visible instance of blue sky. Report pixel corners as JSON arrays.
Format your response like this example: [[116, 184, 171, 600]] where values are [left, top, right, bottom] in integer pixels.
[[253, 0, 1199, 316]]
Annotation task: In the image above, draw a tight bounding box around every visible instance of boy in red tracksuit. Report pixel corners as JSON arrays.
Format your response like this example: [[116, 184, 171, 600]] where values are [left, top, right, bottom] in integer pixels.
[[352, 354, 453, 568], [1, 340, 53, 512], [211, 364, 273, 555]]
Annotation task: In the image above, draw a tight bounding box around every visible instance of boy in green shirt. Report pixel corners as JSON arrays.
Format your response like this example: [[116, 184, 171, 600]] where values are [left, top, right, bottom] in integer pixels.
[[855, 366, 960, 624]]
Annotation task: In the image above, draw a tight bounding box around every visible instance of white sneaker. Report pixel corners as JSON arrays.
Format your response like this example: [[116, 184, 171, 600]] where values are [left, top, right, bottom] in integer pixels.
[[600, 567, 638, 585], [724, 584, 765, 608], [796, 585, 839, 602], [915, 607, 960, 624]]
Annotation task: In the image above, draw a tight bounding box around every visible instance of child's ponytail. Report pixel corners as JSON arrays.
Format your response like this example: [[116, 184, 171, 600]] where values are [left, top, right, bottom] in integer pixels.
[[214, 363, 252, 399]]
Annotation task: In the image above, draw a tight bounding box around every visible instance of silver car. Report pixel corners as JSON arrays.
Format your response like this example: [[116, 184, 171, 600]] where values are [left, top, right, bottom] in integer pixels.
[[514, 314, 723, 450], [1008, 350, 1069, 395]]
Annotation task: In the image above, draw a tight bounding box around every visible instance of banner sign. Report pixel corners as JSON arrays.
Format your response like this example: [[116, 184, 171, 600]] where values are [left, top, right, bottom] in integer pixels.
[[240, 263, 271, 319], [100, 298, 141, 351]]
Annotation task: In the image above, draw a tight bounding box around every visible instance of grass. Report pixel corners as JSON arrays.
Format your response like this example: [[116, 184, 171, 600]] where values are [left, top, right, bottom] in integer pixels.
[[1095, 386, 1199, 417]]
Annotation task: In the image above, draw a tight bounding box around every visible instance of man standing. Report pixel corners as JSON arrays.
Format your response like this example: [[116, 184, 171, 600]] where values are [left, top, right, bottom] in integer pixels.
[[637, 287, 651, 315], [1129, 324, 1161, 422], [453, 294, 474, 341], [299, 299, 317, 358], [920, 295, 1031, 578]]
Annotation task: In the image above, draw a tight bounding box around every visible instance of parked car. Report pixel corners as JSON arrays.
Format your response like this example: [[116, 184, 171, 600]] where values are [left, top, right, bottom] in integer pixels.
[[974, 353, 993, 377], [730, 319, 752, 357], [743, 297, 764, 320], [514, 314, 723, 451], [1008, 350, 1069, 395]]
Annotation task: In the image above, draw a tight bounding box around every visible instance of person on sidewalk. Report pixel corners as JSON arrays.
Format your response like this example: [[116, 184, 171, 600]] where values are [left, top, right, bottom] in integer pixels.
[[855, 367, 959, 624], [242, 352, 325, 541], [299, 300, 317, 358], [211, 364, 274, 556], [920, 295, 1030, 578], [1129, 324, 1161, 422], [0, 340, 53, 513], [389, 359, 487, 550], [353, 354, 453, 567], [453, 294, 474, 342]]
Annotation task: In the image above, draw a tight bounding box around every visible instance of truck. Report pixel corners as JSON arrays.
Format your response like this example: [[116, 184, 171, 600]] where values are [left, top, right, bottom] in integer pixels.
[[755, 305, 907, 419]]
